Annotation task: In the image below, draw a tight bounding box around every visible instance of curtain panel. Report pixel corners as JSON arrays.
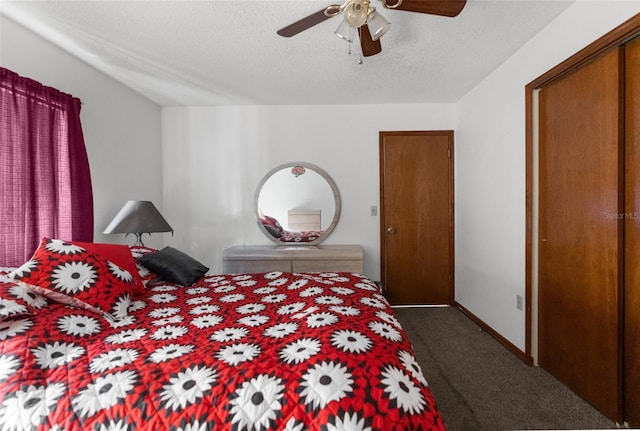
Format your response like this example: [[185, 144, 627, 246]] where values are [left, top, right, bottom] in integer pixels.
[[0, 67, 93, 267]]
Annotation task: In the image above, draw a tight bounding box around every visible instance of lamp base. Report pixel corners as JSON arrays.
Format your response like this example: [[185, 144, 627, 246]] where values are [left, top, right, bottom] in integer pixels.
[[126, 232, 150, 247]]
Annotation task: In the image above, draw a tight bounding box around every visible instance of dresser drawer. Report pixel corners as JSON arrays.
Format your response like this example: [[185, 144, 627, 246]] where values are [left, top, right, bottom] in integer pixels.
[[222, 245, 364, 275], [222, 260, 291, 274], [292, 260, 363, 273]]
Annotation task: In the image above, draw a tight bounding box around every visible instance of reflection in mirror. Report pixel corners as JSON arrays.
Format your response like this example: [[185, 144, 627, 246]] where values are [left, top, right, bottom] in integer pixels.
[[255, 162, 341, 245]]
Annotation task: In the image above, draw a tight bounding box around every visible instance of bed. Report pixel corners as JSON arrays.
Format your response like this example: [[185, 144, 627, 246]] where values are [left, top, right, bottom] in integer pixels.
[[0, 238, 446, 430]]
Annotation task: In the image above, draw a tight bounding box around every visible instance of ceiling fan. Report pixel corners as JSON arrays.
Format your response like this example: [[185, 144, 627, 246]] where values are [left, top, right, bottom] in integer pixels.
[[277, 0, 467, 57]]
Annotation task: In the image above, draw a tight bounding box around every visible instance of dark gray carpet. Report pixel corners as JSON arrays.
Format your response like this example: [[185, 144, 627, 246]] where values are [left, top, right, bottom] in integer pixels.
[[394, 306, 617, 431]]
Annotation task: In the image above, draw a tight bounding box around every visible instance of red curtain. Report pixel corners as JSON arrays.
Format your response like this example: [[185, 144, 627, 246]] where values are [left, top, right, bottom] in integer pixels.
[[0, 67, 93, 267]]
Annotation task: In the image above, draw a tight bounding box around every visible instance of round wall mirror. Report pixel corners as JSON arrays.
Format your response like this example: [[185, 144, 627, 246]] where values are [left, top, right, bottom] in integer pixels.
[[254, 162, 341, 246]]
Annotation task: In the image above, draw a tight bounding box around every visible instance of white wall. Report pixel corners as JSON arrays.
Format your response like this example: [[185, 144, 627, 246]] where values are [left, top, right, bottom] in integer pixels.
[[162, 104, 456, 278], [0, 15, 164, 248], [455, 1, 640, 351]]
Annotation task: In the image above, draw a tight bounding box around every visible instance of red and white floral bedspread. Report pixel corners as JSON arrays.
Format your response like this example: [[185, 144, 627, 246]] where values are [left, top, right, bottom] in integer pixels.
[[0, 271, 446, 430]]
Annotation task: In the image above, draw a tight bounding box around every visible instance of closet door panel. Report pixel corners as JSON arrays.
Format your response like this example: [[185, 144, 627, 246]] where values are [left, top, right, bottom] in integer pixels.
[[625, 37, 640, 426], [538, 48, 623, 421]]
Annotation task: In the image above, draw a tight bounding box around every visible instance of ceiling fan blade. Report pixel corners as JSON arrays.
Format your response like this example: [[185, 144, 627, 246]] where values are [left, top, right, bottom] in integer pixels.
[[390, 0, 467, 17], [277, 6, 339, 37], [358, 26, 382, 57]]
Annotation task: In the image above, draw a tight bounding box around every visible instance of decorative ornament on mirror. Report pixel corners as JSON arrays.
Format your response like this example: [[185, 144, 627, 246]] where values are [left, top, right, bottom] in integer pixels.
[[291, 165, 306, 177], [255, 162, 341, 246]]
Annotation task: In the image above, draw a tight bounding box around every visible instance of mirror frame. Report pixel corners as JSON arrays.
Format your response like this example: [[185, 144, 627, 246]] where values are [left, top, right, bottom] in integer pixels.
[[254, 162, 341, 246]]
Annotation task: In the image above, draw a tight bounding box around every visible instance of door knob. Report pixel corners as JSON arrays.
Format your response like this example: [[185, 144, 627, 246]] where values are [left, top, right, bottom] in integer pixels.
[[387, 227, 396, 234]]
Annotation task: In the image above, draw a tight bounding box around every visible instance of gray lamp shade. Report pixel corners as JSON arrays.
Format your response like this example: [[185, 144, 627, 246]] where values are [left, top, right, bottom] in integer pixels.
[[104, 201, 173, 245]]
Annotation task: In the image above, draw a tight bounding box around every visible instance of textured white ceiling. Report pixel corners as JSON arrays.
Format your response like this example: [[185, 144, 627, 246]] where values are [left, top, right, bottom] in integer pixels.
[[2, 0, 575, 106]]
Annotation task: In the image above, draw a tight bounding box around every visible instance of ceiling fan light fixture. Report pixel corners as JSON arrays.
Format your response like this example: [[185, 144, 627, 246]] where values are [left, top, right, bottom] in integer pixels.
[[334, 18, 354, 42], [344, 0, 369, 28], [367, 8, 390, 41]]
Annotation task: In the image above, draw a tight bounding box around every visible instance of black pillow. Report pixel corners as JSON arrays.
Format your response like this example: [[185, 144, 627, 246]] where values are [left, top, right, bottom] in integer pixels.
[[264, 224, 282, 238], [139, 246, 209, 286]]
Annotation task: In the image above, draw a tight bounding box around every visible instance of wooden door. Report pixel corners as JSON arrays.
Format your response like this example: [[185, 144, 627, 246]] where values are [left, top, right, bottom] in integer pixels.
[[538, 48, 624, 421], [624, 36, 640, 426], [379, 131, 453, 305]]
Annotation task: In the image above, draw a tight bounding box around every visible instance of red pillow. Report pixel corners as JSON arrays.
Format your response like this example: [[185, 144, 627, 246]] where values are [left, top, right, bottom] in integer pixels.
[[75, 242, 144, 292], [129, 246, 159, 284], [10, 238, 135, 322]]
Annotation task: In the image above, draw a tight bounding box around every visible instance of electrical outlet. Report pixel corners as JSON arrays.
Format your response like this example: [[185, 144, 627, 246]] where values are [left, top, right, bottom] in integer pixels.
[[371, 206, 377, 216], [516, 295, 523, 311]]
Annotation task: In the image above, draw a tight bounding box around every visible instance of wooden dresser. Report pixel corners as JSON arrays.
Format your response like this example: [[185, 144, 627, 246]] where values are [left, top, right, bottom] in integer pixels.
[[222, 245, 363, 274]]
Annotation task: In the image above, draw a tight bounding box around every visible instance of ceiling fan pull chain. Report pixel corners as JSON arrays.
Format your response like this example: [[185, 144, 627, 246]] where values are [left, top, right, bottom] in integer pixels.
[[348, 26, 355, 51], [346, 42, 363, 63]]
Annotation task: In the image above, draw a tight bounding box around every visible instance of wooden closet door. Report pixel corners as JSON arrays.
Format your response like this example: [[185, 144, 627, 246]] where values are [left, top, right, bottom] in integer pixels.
[[538, 48, 623, 421], [625, 37, 640, 426]]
